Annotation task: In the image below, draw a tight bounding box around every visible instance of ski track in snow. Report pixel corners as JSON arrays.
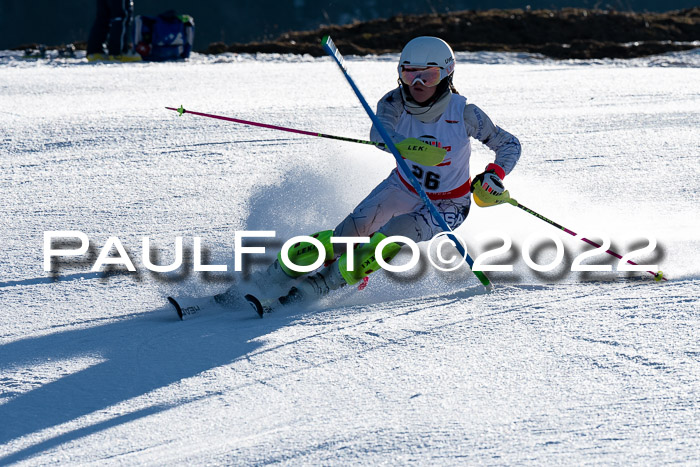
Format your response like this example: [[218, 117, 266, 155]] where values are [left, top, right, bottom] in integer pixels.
[[0, 49, 699, 464]]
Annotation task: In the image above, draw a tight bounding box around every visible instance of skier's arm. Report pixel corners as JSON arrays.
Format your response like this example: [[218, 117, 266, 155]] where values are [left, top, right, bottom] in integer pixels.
[[464, 104, 521, 177], [370, 88, 408, 148]]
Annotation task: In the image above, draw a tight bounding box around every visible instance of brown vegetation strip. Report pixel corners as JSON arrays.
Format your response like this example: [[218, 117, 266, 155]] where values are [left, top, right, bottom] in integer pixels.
[[206, 7, 700, 59]]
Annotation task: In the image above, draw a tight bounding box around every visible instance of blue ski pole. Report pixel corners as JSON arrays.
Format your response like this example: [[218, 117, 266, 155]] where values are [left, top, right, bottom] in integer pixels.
[[322, 36, 492, 291]]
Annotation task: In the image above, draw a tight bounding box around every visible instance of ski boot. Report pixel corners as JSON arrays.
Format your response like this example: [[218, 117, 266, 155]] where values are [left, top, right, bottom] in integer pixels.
[[278, 260, 346, 306], [278, 232, 401, 306], [217, 230, 336, 317]]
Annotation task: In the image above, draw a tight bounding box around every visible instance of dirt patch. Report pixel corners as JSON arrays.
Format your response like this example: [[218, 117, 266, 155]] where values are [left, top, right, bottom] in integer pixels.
[[205, 7, 700, 59]]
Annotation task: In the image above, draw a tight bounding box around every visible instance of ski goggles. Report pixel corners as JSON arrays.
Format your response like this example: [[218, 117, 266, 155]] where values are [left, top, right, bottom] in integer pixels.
[[400, 66, 444, 87]]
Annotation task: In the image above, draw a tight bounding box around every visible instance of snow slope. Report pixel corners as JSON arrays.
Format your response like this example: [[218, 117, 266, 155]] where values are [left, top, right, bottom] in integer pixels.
[[0, 49, 699, 464]]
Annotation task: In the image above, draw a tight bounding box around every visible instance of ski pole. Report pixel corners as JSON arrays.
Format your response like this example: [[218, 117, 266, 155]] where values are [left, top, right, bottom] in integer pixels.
[[321, 35, 492, 291], [165, 106, 445, 166], [498, 193, 666, 281]]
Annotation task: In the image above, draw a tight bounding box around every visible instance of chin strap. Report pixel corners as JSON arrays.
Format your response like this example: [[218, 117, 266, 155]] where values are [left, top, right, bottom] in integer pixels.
[[399, 78, 452, 116]]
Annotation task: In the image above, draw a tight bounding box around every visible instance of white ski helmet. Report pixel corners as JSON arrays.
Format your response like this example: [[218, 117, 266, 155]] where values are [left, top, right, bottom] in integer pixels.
[[398, 36, 455, 83]]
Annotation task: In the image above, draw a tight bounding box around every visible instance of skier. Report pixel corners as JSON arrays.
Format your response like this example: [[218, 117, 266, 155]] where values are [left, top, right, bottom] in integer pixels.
[[87, 0, 141, 61], [224, 36, 521, 313]]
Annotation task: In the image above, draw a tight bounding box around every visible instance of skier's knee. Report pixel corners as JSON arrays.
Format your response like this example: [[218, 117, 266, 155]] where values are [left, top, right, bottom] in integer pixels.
[[379, 214, 427, 243], [278, 230, 335, 278], [338, 232, 401, 285]]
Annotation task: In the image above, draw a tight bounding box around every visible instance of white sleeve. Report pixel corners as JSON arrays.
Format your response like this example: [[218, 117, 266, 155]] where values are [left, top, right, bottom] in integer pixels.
[[463, 104, 521, 176], [370, 88, 408, 150]]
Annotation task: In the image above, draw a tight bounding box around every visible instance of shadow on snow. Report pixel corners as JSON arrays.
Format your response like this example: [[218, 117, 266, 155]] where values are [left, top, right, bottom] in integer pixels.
[[0, 298, 296, 464]]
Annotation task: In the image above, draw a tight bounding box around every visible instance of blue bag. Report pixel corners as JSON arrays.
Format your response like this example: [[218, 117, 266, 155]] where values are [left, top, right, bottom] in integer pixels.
[[134, 10, 194, 61]]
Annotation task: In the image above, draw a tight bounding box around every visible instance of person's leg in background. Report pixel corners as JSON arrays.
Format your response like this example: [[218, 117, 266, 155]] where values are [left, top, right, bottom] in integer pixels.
[[86, 0, 110, 57], [106, 0, 134, 56]]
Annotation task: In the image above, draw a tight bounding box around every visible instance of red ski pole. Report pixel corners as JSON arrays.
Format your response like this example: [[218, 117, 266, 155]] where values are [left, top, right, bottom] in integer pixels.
[[500, 194, 667, 281], [166, 105, 445, 166]]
